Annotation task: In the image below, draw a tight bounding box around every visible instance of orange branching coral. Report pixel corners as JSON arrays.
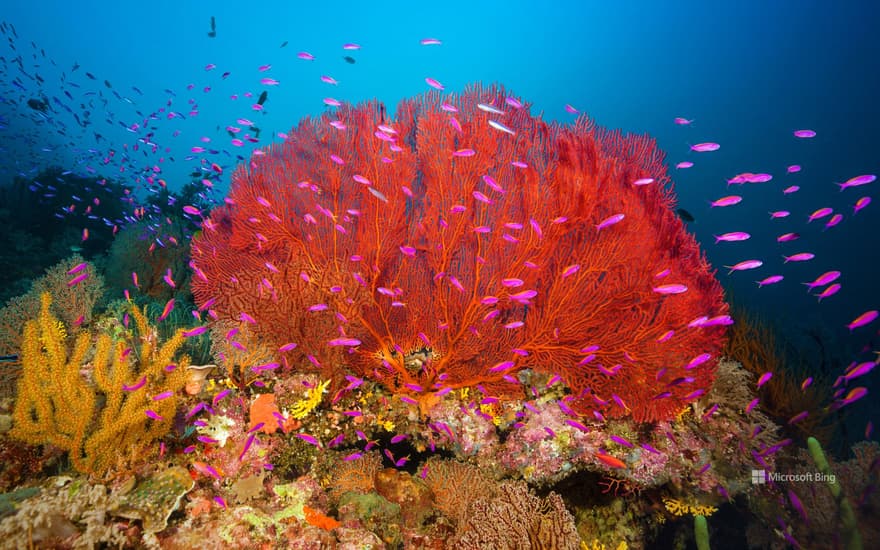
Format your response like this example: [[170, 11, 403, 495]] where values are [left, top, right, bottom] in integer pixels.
[[191, 83, 728, 422]]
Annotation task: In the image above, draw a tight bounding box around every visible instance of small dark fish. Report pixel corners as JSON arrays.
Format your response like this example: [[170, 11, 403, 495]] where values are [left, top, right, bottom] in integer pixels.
[[104, 79, 111, 88], [207, 16, 216, 38], [676, 208, 695, 222], [257, 90, 268, 105], [85, 72, 96, 80], [280, 41, 288, 48], [26, 98, 48, 112], [343, 55, 356, 64], [71, 61, 80, 71]]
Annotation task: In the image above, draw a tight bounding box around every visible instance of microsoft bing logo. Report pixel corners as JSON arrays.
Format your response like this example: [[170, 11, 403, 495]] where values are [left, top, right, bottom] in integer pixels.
[[751, 469, 767, 484]]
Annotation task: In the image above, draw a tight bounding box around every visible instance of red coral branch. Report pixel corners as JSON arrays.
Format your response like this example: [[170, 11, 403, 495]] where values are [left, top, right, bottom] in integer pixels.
[[191, 83, 728, 422]]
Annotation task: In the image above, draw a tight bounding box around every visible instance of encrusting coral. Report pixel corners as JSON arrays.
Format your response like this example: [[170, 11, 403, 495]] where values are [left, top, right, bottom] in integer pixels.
[[10, 293, 190, 476]]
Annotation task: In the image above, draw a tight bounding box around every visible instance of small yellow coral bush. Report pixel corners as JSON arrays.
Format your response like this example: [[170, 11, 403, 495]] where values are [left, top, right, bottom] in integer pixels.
[[10, 293, 190, 475]]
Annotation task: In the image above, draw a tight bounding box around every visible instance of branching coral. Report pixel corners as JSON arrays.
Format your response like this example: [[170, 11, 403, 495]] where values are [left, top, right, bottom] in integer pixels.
[[422, 456, 498, 525], [450, 481, 580, 549], [191, 83, 728, 423], [10, 293, 190, 476]]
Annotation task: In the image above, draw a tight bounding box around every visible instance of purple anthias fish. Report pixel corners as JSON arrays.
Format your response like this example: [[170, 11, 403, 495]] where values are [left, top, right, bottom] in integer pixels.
[[803, 271, 841, 290], [836, 174, 875, 191], [690, 142, 720, 152], [724, 259, 763, 274], [847, 310, 878, 331], [756, 275, 784, 288], [853, 196, 871, 214], [815, 283, 841, 302], [783, 252, 815, 263], [714, 231, 750, 243]]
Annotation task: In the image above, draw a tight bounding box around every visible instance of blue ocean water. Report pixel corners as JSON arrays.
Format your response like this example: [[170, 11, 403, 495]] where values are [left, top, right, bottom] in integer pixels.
[[1, 0, 877, 432]]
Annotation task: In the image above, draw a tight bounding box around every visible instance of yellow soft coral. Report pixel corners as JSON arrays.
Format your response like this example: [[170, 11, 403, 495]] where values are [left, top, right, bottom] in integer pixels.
[[662, 497, 718, 517], [581, 540, 628, 550], [289, 379, 329, 419], [11, 293, 190, 475]]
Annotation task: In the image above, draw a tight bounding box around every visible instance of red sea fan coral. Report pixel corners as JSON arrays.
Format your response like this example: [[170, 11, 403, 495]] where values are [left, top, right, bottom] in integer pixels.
[[190, 83, 728, 422]]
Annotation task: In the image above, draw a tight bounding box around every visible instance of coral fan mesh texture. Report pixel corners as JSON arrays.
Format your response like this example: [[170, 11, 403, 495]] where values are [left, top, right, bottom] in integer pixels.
[[191, 83, 728, 422]]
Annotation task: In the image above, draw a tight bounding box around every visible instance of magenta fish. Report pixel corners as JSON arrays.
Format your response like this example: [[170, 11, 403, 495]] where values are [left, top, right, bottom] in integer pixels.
[[803, 271, 841, 291], [853, 196, 871, 214], [844, 361, 875, 381], [676, 161, 694, 169], [776, 232, 800, 243], [783, 252, 815, 263], [756, 275, 784, 288], [839, 386, 868, 407], [596, 213, 625, 230], [724, 259, 763, 274], [296, 433, 321, 447], [793, 129, 816, 138], [690, 142, 720, 152], [846, 310, 878, 331], [183, 326, 208, 337], [824, 213, 843, 229], [815, 283, 841, 302], [425, 77, 444, 90], [652, 284, 688, 295], [686, 353, 712, 369], [710, 195, 742, 207], [836, 174, 876, 191], [67, 272, 90, 288], [714, 231, 750, 243], [782, 185, 800, 194], [807, 207, 833, 222], [769, 210, 790, 219]]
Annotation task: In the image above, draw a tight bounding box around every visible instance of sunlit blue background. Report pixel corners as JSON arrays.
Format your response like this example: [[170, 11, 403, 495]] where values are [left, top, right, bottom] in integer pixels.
[[2, 1, 878, 433]]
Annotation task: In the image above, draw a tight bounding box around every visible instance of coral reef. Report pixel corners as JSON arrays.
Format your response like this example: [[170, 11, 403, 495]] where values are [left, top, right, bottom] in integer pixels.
[[191, 83, 728, 423]]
